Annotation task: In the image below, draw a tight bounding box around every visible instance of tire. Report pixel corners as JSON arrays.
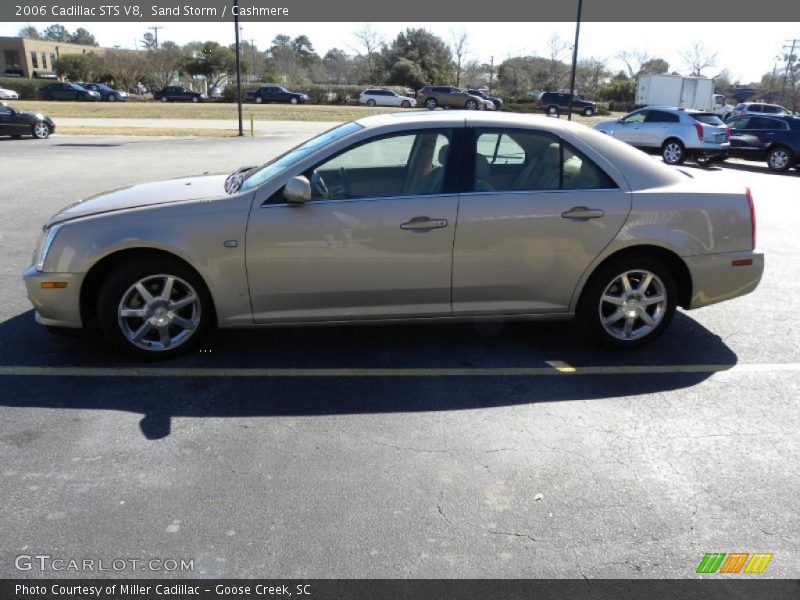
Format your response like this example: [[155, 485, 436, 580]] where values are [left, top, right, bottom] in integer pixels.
[[582, 107, 594, 117], [548, 105, 559, 116], [255, 96, 263, 104], [366, 99, 376, 107], [401, 100, 411, 108], [767, 145, 794, 172], [579, 255, 678, 349], [97, 257, 212, 359], [32, 121, 50, 139], [108, 94, 117, 102], [290, 97, 298, 104], [425, 98, 437, 110], [160, 96, 168, 102], [662, 139, 686, 165], [465, 99, 478, 110], [191, 96, 199, 103]]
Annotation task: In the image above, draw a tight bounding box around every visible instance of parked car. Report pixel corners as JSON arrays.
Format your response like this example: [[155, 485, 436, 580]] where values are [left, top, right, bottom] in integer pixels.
[[24, 112, 762, 358], [359, 89, 416, 108], [593, 107, 730, 165], [245, 85, 308, 104], [416, 86, 487, 110], [38, 82, 100, 102], [76, 82, 128, 102], [153, 86, 207, 103], [0, 86, 19, 99], [468, 88, 503, 110], [725, 102, 793, 122], [725, 114, 800, 172], [0, 102, 55, 139], [537, 91, 597, 116]]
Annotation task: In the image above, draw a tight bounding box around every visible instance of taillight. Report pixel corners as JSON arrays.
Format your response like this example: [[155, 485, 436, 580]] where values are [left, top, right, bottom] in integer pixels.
[[694, 122, 704, 140], [725, 125, 731, 142], [745, 187, 756, 249]]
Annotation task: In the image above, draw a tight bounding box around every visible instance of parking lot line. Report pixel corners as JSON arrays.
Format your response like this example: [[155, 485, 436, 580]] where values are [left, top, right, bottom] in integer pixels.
[[0, 363, 799, 378]]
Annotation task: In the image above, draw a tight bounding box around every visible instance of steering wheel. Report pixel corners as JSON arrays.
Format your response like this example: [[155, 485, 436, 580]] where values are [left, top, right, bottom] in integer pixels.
[[310, 171, 328, 199], [338, 167, 352, 197]]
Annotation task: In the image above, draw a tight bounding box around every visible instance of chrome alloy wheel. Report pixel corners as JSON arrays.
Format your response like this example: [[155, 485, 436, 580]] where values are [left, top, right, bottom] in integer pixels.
[[33, 122, 49, 138], [768, 148, 790, 170], [663, 142, 683, 164], [598, 270, 667, 341], [117, 274, 201, 352]]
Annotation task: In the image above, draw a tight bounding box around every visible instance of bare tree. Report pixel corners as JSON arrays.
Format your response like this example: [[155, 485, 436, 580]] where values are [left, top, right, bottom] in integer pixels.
[[546, 33, 569, 90], [451, 29, 469, 87], [353, 24, 383, 82], [617, 49, 650, 78], [681, 42, 718, 77]]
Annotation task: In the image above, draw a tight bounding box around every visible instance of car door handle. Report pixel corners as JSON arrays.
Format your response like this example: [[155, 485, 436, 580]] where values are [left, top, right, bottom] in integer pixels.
[[400, 217, 448, 230], [561, 207, 605, 219]]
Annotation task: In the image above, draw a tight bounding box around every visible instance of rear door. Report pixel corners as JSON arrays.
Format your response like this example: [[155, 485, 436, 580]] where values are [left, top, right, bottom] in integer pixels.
[[452, 127, 631, 315], [640, 109, 679, 147]]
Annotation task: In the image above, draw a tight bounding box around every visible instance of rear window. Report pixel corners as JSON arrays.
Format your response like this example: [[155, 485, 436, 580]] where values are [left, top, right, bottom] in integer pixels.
[[691, 113, 724, 126]]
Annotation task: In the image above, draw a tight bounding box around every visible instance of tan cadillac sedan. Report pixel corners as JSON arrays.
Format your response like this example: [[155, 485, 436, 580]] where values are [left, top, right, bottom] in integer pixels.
[[24, 112, 764, 358]]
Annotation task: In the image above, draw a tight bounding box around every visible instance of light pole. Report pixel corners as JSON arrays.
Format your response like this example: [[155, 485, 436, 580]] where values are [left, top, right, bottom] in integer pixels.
[[233, 0, 243, 136], [566, 0, 583, 121]]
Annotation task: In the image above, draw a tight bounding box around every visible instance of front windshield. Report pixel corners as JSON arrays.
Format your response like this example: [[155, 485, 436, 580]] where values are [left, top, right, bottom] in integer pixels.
[[240, 121, 363, 191]]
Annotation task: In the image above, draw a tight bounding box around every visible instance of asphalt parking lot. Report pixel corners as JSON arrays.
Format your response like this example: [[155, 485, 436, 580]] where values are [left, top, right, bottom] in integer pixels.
[[0, 133, 798, 579]]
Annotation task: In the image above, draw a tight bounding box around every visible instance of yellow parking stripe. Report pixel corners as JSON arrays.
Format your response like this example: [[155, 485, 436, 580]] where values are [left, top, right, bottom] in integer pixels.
[[0, 363, 798, 378]]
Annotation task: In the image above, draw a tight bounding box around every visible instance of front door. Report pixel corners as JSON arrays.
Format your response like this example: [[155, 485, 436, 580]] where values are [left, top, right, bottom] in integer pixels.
[[452, 127, 631, 315], [246, 128, 461, 322]]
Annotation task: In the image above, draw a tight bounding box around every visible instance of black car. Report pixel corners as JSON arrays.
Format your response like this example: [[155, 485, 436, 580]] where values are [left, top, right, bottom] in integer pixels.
[[0, 103, 55, 139], [726, 114, 800, 172], [38, 82, 100, 102], [77, 82, 129, 102], [245, 85, 308, 104], [153, 86, 207, 103], [537, 91, 597, 116], [467, 88, 503, 110]]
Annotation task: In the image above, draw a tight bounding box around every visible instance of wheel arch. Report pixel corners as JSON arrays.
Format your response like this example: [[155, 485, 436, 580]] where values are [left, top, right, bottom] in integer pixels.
[[575, 245, 693, 312], [79, 247, 216, 327]]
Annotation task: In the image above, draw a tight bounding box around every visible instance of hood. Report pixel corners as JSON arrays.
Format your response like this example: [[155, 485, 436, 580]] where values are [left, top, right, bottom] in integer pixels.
[[47, 174, 228, 227]]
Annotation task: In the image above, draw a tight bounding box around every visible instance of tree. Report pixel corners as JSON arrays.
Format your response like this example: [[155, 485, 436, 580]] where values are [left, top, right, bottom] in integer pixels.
[[640, 58, 669, 76], [100, 49, 146, 89], [69, 28, 98, 46], [387, 58, 426, 89], [182, 41, 237, 91], [574, 58, 610, 97], [353, 24, 383, 82], [53, 53, 95, 81], [451, 29, 469, 87], [142, 41, 184, 89], [43, 24, 71, 42], [140, 32, 158, 50], [546, 34, 569, 90], [381, 28, 454, 87], [18, 26, 41, 39], [323, 48, 355, 84], [681, 42, 717, 77]]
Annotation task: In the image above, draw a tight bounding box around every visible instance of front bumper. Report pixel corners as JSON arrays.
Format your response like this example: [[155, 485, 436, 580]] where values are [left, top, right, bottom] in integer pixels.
[[684, 250, 764, 309], [22, 266, 85, 328]]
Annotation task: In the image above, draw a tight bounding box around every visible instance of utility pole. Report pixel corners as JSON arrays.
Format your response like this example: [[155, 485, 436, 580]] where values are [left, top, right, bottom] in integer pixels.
[[488, 56, 494, 92], [781, 39, 798, 106], [148, 26, 163, 49], [233, 0, 243, 136], [250, 39, 256, 81], [566, 0, 583, 121]]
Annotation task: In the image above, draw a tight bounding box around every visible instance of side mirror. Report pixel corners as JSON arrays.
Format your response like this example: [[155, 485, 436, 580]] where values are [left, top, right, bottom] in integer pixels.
[[283, 175, 311, 204]]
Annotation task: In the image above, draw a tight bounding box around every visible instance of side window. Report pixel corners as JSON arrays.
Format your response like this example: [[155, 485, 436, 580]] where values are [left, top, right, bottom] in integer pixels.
[[562, 144, 617, 190], [0, 105, 11, 115], [476, 132, 525, 165], [729, 117, 750, 129], [474, 128, 560, 191], [645, 110, 678, 123], [623, 111, 647, 124], [309, 130, 453, 200]]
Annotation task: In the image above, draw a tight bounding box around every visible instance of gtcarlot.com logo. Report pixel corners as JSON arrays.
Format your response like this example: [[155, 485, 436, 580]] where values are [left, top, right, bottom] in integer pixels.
[[15, 554, 194, 572], [696, 552, 773, 574]]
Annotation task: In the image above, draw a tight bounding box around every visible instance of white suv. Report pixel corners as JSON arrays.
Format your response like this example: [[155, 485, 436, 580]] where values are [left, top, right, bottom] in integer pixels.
[[594, 107, 730, 165]]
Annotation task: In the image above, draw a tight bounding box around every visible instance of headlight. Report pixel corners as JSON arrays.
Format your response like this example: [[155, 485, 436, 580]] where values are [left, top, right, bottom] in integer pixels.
[[35, 224, 62, 272]]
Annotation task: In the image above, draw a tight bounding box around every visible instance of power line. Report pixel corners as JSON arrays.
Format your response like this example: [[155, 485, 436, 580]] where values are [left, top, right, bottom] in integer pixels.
[[147, 26, 163, 49]]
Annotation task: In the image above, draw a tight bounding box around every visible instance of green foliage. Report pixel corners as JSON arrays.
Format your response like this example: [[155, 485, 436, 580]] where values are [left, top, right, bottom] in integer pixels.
[[53, 53, 98, 81], [221, 82, 405, 104], [0, 77, 41, 100], [43, 24, 70, 42], [380, 28, 454, 86], [182, 42, 236, 89]]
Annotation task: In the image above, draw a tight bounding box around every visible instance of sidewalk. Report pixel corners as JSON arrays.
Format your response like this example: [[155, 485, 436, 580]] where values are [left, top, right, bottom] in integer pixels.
[[55, 117, 339, 135]]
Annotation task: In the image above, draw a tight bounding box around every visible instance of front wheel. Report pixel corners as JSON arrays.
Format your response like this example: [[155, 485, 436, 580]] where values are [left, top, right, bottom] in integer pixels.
[[548, 105, 559, 116], [255, 96, 263, 104], [290, 97, 298, 104], [425, 98, 437, 110], [579, 256, 677, 349], [401, 100, 411, 108], [32, 121, 50, 139], [160, 96, 168, 102], [582, 107, 594, 117], [108, 94, 117, 102], [465, 99, 478, 110], [662, 139, 686, 165], [97, 258, 212, 359], [767, 146, 794, 172], [191, 96, 199, 103]]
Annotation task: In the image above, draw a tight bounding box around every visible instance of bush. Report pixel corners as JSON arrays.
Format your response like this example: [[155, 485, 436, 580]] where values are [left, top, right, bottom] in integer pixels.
[[221, 82, 407, 104], [0, 77, 42, 100]]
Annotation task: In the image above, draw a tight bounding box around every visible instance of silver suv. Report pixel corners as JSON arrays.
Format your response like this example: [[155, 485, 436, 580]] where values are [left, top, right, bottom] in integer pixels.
[[593, 107, 730, 165]]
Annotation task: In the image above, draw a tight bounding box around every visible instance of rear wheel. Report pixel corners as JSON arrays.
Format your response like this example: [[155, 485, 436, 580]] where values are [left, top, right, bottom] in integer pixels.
[[255, 96, 263, 103], [160, 96, 168, 102], [97, 258, 212, 359], [108, 94, 117, 102], [767, 145, 794, 172], [662, 139, 686, 165], [548, 105, 559, 116], [579, 256, 677, 349], [191, 96, 199, 103], [366, 98, 376, 107]]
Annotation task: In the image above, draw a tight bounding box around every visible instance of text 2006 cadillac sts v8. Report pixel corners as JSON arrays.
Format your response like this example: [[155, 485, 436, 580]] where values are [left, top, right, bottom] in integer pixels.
[[24, 112, 763, 358]]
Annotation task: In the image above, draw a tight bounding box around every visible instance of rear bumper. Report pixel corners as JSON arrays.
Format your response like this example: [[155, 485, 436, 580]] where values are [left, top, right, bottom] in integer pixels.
[[684, 250, 764, 309], [22, 266, 84, 329]]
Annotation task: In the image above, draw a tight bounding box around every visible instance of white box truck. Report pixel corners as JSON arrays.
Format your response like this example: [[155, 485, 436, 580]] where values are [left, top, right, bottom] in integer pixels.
[[636, 74, 733, 116]]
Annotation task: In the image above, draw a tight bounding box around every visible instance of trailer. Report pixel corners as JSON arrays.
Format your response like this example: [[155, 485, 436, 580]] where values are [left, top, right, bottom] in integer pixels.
[[636, 74, 733, 116]]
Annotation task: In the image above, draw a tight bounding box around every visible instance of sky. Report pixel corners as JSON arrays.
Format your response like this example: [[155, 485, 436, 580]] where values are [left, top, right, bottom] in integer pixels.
[[1, 21, 797, 84]]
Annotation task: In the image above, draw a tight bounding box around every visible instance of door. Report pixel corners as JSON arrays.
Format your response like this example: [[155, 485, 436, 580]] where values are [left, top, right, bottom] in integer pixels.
[[639, 109, 679, 148], [613, 110, 648, 144], [0, 104, 17, 135], [728, 117, 772, 159], [246, 128, 462, 322], [452, 127, 631, 315]]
